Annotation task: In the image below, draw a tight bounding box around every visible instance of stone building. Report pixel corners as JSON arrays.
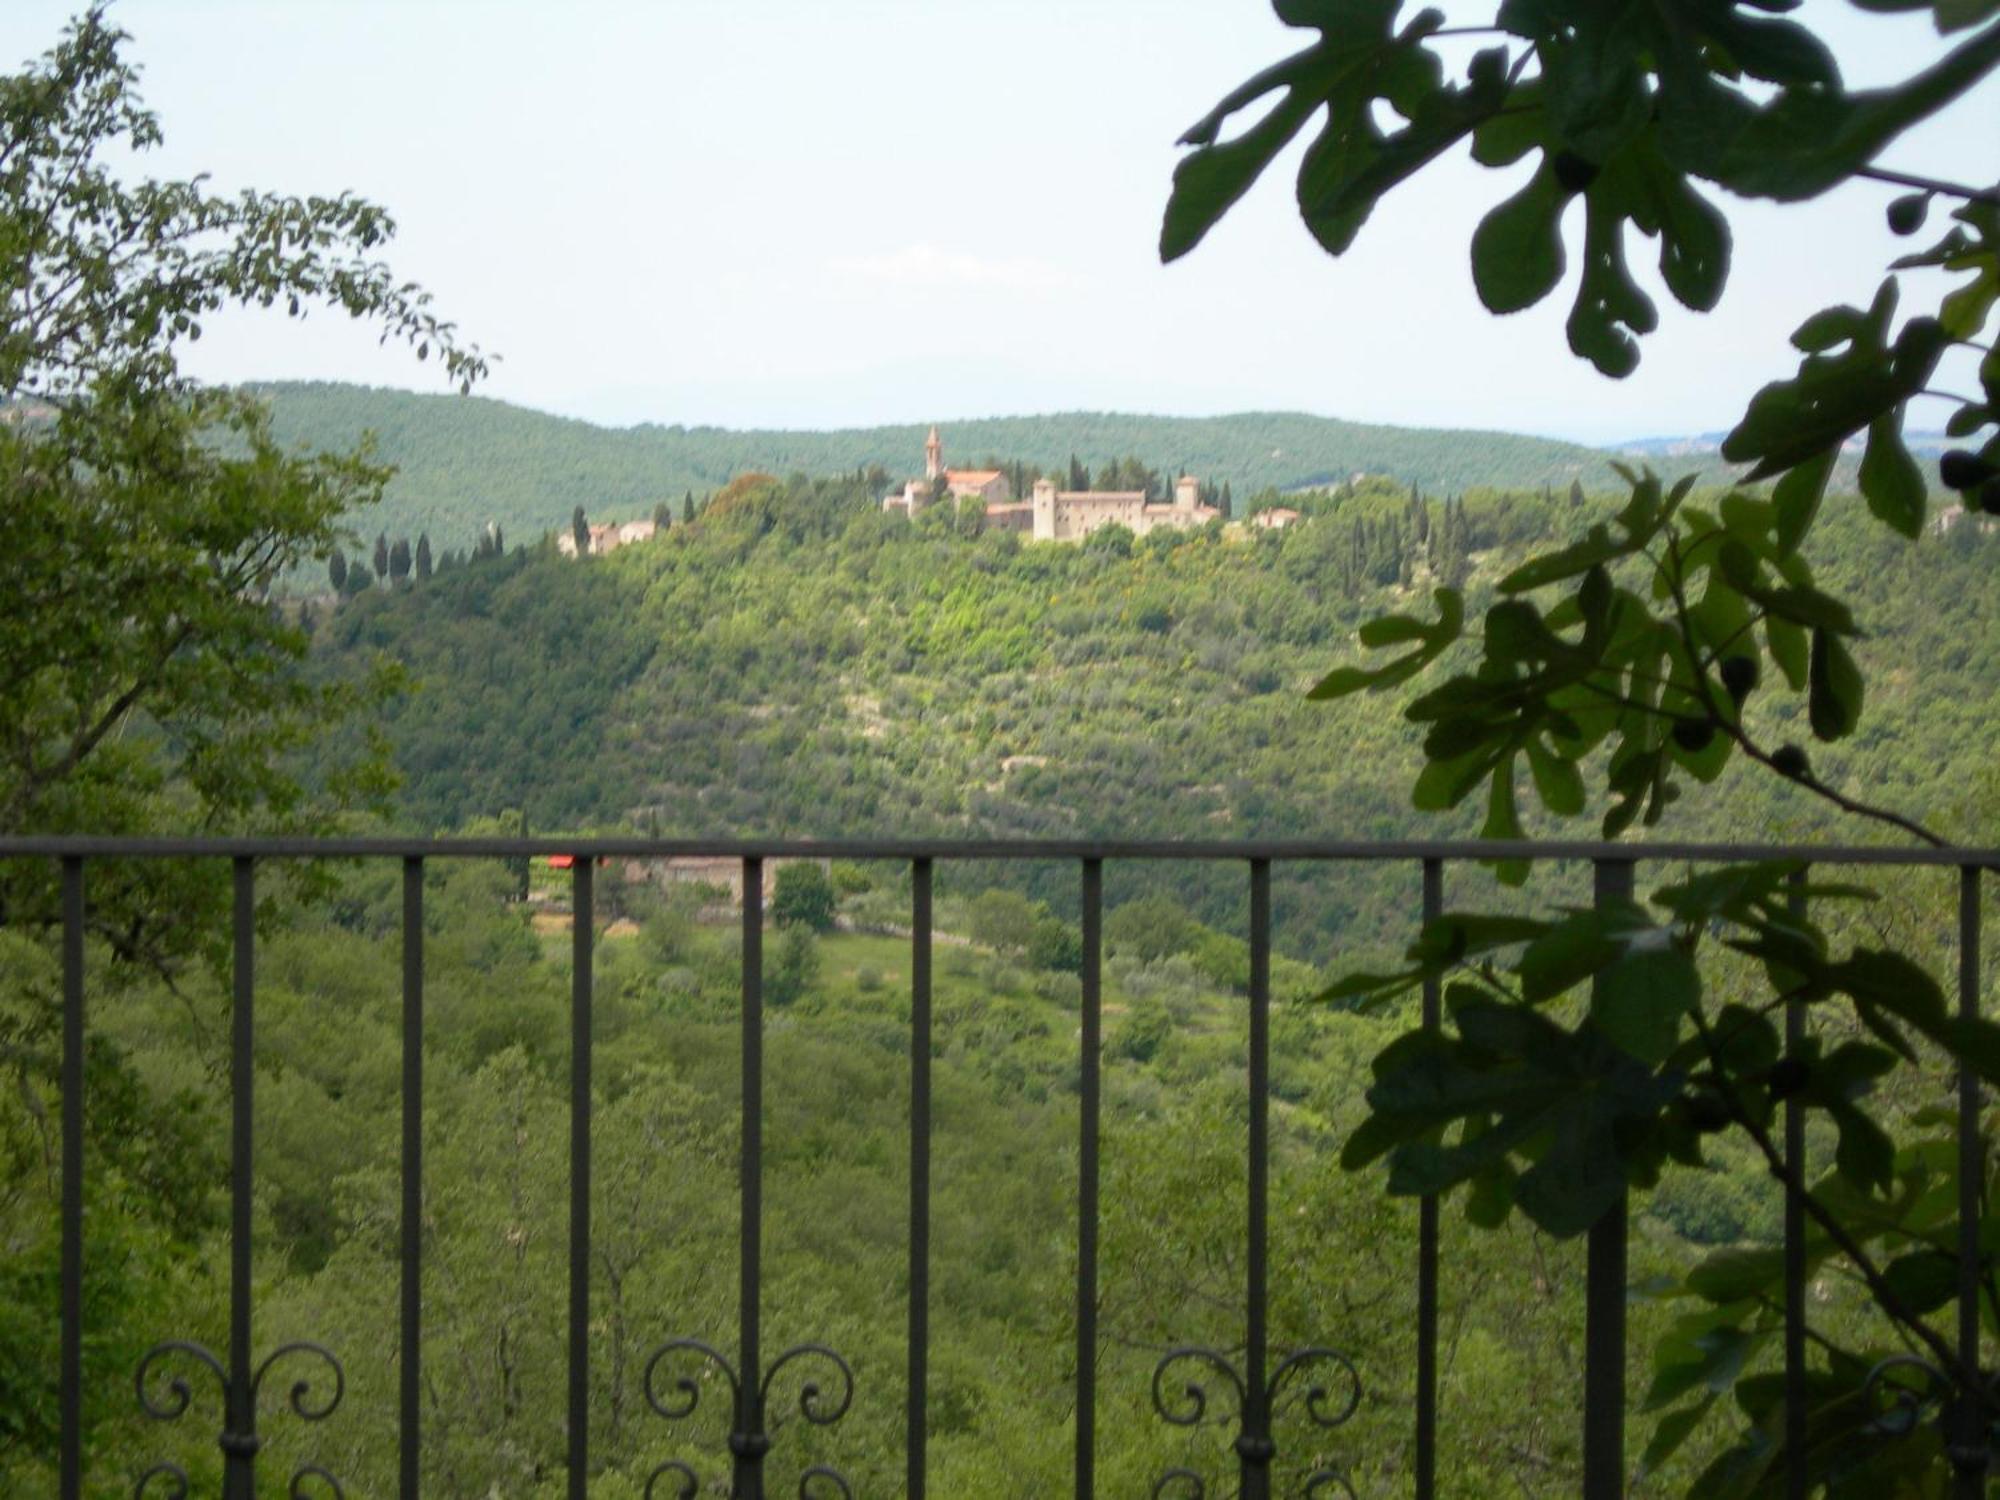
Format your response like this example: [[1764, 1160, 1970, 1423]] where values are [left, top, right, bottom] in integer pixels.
[[882, 426, 1013, 517], [557, 518, 657, 557], [884, 427, 1220, 541]]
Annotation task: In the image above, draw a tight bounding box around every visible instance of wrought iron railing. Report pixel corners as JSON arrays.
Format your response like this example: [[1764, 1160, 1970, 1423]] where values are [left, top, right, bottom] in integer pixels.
[[13, 834, 1997, 1499]]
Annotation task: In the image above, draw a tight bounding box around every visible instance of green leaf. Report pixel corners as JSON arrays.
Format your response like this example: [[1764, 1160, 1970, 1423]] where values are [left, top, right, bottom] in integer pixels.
[[1718, 20, 2000, 201], [1162, 86, 1324, 262], [1771, 448, 1835, 555], [1881, 1249, 1958, 1314], [1525, 735, 1585, 817], [1497, 525, 1626, 594], [1592, 942, 1699, 1065], [1640, 1396, 1715, 1477], [1518, 907, 1632, 1003], [1566, 188, 1657, 378], [1807, 627, 1864, 741], [1479, 753, 1529, 886], [1765, 613, 1809, 690], [1857, 410, 1928, 536], [1471, 166, 1570, 314], [1687, 1245, 1785, 1305], [1645, 1326, 1755, 1411]]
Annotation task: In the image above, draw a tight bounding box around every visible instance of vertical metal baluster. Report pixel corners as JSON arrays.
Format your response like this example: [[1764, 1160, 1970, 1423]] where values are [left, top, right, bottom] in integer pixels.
[[908, 858, 933, 1500], [1955, 866, 1986, 1499], [739, 858, 766, 1500], [402, 857, 425, 1500], [1240, 858, 1274, 1500], [1076, 858, 1103, 1500], [1582, 858, 1634, 1500], [1416, 858, 1442, 1500], [225, 857, 257, 1500], [1784, 868, 1808, 1500], [60, 857, 84, 1500], [569, 858, 593, 1500]]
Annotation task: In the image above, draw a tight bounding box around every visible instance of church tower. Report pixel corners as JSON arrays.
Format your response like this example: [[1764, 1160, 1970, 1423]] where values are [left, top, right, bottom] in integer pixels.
[[925, 425, 943, 481]]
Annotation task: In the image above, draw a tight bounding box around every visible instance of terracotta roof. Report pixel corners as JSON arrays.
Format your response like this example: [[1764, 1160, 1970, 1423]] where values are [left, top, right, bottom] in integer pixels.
[[947, 469, 1004, 485]]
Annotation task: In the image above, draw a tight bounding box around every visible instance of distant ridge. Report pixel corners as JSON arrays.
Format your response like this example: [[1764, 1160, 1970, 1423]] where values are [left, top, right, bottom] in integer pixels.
[[249, 380, 1695, 548]]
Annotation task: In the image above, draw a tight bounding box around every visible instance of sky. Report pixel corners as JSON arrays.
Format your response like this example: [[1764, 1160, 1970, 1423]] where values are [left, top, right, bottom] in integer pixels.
[[3, 0, 1994, 444]]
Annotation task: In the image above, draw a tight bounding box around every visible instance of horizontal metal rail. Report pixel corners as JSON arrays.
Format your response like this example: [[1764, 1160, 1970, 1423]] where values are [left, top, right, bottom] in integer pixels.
[[30, 836, 1995, 1499], [4, 834, 1999, 865]]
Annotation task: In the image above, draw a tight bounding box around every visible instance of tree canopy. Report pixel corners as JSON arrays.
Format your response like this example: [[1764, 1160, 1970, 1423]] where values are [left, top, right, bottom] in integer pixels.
[[1167, 1, 2000, 1489]]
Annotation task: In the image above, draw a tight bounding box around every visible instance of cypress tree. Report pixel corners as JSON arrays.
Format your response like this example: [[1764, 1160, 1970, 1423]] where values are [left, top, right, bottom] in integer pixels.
[[415, 533, 433, 579], [683, 492, 695, 524], [373, 532, 389, 579], [572, 506, 590, 555], [389, 536, 411, 583], [327, 547, 347, 592]]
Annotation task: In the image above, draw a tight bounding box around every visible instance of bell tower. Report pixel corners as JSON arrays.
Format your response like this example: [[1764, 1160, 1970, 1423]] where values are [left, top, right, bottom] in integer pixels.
[[924, 425, 943, 481]]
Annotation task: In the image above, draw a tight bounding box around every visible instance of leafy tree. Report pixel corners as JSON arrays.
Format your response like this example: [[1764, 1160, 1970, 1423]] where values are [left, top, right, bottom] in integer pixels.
[[1028, 917, 1083, 975], [1105, 894, 1198, 965], [771, 861, 837, 932], [967, 888, 1040, 955], [1169, 1, 2000, 1488], [0, 6, 480, 1480], [767, 923, 820, 1008]]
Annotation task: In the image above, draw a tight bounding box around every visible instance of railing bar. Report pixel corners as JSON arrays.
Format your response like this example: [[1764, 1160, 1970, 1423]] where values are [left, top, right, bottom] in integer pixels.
[[59, 856, 84, 1500], [1415, 858, 1442, 1500], [1784, 868, 1807, 1500], [401, 857, 424, 1500], [1243, 858, 1272, 1500], [568, 857, 593, 1500], [907, 858, 933, 1500], [3, 835, 1996, 867], [1582, 858, 1634, 1500], [1957, 865, 1985, 1500], [1076, 858, 1103, 1500], [227, 856, 256, 1500], [740, 858, 764, 1498]]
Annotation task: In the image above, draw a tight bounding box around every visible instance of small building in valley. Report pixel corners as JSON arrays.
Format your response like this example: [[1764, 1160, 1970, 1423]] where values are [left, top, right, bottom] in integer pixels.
[[557, 518, 657, 557]]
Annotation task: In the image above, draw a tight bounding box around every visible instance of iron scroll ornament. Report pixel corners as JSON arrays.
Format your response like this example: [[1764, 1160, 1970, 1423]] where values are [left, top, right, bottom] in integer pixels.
[[1150, 1344, 1361, 1499], [641, 1336, 856, 1497], [133, 1338, 346, 1498], [1859, 1353, 1996, 1480]]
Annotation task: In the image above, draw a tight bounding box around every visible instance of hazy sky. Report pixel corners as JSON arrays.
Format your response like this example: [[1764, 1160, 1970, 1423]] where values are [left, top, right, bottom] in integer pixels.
[[5, 1, 1994, 442]]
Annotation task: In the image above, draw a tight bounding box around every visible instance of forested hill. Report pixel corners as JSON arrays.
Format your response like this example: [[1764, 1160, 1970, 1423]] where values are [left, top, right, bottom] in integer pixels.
[[307, 471, 2000, 961], [252, 379, 1645, 546]]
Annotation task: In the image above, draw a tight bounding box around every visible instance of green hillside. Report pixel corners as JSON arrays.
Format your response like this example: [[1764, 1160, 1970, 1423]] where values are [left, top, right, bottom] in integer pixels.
[[252, 380, 1661, 550], [305, 469, 2000, 965]]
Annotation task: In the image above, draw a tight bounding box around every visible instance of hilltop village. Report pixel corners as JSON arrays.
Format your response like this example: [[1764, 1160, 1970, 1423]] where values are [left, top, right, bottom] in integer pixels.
[[882, 426, 1227, 541], [549, 428, 1282, 557]]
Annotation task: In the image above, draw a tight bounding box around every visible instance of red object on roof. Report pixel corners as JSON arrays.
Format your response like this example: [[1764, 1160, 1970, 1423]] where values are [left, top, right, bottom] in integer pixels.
[[547, 854, 575, 869]]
